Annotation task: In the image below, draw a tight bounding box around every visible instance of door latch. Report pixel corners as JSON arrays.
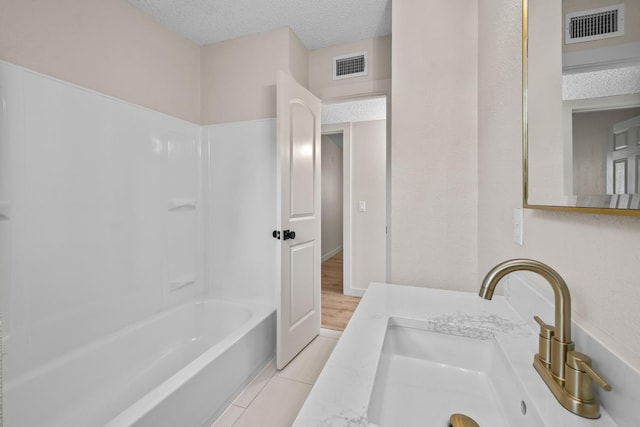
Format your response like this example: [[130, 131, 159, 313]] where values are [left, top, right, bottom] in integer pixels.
[[273, 230, 296, 240]]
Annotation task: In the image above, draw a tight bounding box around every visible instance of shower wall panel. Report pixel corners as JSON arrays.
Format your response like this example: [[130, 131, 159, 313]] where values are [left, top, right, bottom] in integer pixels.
[[0, 61, 202, 378], [205, 119, 277, 306]]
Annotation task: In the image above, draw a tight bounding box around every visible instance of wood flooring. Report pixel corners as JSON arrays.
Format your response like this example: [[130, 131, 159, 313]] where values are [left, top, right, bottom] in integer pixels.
[[321, 252, 361, 331]]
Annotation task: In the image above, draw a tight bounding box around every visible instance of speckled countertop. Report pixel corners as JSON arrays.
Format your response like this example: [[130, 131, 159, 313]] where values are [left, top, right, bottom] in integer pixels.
[[292, 282, 619, 427]]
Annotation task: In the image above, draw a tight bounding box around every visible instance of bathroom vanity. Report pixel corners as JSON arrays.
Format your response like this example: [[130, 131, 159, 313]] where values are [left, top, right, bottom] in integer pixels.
[[293, 278, 638, 426]]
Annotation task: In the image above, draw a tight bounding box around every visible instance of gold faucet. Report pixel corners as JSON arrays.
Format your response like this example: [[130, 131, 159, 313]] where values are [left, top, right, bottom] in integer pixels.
[[480, 259, 611, 419]]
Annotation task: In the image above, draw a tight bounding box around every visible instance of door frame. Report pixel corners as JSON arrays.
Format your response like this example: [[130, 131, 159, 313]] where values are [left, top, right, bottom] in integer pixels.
[[321, 122, 357, 296], [320, 92, 391, 297]]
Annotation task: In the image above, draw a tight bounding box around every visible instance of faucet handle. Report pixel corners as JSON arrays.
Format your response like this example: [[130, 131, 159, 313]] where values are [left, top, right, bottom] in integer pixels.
[[534, 315, 554, 337], [567, 351, 612, 392], [533, 316, 554, 368], [583, 361, 612, 391]]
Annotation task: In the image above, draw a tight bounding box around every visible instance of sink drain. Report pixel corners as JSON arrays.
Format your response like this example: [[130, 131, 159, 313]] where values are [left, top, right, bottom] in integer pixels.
[[449, 413, 479, 427]]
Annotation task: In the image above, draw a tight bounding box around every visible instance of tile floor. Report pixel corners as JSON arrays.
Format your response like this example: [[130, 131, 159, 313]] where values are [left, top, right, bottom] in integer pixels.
[[211, 329, 342, 427]]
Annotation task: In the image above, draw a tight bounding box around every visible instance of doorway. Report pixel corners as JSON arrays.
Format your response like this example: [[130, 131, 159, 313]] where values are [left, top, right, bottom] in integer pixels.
[[320, 130, 358, 330], [320, 96, 388, 330]]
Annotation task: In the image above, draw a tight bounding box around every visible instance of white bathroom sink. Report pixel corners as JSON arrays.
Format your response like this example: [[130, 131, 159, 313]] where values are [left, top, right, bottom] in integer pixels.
[[367, 317, 543, 427]]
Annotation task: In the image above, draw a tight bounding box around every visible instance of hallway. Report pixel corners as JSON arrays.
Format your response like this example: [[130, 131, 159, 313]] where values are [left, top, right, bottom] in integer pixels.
[[321, 252, 361, 331]]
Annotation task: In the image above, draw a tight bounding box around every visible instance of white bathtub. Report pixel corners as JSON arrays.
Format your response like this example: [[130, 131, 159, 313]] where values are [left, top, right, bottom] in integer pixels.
[[4, 299, 276, 427]]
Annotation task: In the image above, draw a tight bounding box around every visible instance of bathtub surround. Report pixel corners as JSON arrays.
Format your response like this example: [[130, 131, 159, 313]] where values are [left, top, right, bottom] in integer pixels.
[[0, 59, 279, 427], [205, 119, 278, 306], [0, 61, 205, 375]]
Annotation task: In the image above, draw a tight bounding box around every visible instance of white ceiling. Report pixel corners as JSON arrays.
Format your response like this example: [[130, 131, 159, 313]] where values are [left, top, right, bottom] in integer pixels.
[[128, 0, 392, 50]]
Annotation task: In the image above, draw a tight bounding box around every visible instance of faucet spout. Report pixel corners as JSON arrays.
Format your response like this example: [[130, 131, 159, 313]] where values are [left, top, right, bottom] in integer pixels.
[[480, 259, 611, 419], [480, 258, 571, 343]]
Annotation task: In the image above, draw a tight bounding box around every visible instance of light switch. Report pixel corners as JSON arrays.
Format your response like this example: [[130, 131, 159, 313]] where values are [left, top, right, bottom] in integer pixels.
[[514, 208, 524, 246], [358, 201, 366, 212]]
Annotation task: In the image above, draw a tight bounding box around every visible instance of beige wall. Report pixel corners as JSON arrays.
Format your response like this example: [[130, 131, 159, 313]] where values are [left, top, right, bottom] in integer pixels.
[[321, 135, 344, 259], [200, 28, 288, 124], [201, 27, 308, 124], [289, 30, 310, 89], [479, 0, 640, 369], [352, 120, 387, 291], [0, 0, 201, 123], [391, 0, 478, 291], [309, 36, 391, 100]]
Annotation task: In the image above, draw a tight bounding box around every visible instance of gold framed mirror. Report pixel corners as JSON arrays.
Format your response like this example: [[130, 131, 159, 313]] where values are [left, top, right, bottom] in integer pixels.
[[523, 0, 640, 216]]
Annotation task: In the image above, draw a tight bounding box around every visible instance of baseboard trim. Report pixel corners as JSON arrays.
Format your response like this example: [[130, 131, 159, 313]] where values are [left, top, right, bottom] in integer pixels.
[[344, 287, 366, 297], [321, 246, 343, 263]]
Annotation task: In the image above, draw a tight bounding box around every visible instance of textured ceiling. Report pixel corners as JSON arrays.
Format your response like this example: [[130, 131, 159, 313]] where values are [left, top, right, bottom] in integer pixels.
[[128, 0, 392, 50], [321, 97, 387, 125]]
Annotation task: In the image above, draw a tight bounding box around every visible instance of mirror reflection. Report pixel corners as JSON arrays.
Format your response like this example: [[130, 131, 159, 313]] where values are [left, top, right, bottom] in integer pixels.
[[572, 106, 640, 196], [526, 0, 640, 212]]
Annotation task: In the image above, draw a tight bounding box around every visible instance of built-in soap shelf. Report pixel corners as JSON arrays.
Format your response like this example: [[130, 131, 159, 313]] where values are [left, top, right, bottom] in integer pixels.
[[168, 274, 196, 291], [167, 199, 196, 212], [0, 200, 11, 220]]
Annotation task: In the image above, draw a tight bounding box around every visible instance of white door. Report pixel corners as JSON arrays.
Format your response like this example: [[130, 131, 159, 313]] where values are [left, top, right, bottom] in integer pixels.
[[607, 114, 640, 195], [276, 71, 321, 369]]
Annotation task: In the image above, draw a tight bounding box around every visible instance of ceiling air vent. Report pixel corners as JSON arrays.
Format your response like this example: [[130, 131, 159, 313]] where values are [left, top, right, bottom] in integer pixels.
[[333, 52, 368, 80], [566, 4, 624, 44]]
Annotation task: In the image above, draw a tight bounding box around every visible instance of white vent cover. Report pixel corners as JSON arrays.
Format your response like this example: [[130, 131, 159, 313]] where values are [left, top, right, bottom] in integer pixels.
[[333, 51, 368, 80], [566, 3, 625, 44]]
